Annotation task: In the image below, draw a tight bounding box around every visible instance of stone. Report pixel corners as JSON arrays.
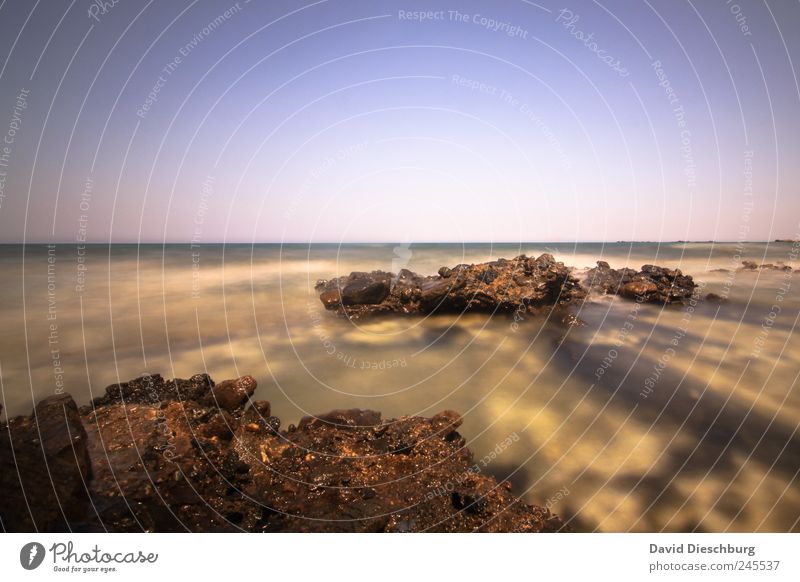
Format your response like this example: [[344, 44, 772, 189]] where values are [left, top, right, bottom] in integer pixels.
[[205, 375, 257, 412], [0, 375, 567, 533], [585, 261, 697, 304], [316, 254, 586, 320], [621, 281, 659, 299], [0, 394, 91, 531], [202, 411, 238, 440]]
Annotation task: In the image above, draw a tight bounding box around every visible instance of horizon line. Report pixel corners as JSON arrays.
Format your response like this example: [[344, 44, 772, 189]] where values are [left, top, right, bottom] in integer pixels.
[[0, 240, 794, 246]]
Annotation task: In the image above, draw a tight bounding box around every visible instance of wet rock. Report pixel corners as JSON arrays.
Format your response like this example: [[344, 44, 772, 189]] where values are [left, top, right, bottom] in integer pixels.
[[204, 375, 257, 412], [319, 288, 341, 308], [342, 276, 391, 304], [738, 261, 792, 272], [0, 394, 91, 531], [86, 373, 214, 409], [0, 375, 565, 533], [705, 293, 727, 303], [247, 400, 272, 419], [298, 409, 382, 430], [621, 281, 659, 299], [585, 261, 697, 304], [316, 254, 586, 320], [202, 411, 238, 440], [430, 410, 463, 435]]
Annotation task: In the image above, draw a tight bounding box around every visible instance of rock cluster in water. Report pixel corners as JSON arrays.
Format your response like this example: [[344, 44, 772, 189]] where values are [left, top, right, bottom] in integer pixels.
[[584, 261, 698, 304], [315, 254, 585, 320], [738, 260, 793, 272], [0, 374, 562, 533], [316, 254, 699, 319]]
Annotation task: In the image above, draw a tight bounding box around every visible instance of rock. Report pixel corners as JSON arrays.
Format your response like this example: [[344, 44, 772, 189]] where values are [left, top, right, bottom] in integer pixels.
[[202, 411, 238, 440], [0, 375, 566, 533], [316, 254, 586, 320], [737, 261, 792, 272], [247, 400, 271, 418], [298, 409, 382, 430], [89, 373, 214, 408], [621, 281, 659, 299], [705, 293, 727, 303], [204, 375, 257, 412], [0, 394, 91, 531], [585, 261, 697, 304], [319, 289, 341, 308]]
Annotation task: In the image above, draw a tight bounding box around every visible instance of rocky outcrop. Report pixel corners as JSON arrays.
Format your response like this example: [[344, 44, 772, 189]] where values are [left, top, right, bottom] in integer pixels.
[[0, 393, 92, 531], [583, 261, 698, 304], [0, 374, 562, 533], [316, 254, 585, 319], [738, 260, 792, 272]]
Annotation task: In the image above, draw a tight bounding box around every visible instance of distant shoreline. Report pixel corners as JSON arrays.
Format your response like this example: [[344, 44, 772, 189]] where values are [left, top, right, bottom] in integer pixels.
[[0, 240, 796, 247]]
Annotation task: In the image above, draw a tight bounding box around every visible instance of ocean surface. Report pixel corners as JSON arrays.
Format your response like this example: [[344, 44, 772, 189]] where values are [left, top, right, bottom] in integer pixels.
[[1, 242, 799, 532]]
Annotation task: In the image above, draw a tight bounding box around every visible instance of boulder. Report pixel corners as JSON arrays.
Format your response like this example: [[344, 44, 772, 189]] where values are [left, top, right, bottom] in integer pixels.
[[0, 394, 91, 531]]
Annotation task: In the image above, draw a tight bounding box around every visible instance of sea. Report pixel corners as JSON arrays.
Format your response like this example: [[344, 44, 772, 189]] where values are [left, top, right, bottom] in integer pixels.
[[1, 241, 798, 532]]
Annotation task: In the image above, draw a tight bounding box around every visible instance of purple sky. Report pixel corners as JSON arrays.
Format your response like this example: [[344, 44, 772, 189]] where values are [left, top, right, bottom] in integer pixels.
[[0, 0, 798, 243]]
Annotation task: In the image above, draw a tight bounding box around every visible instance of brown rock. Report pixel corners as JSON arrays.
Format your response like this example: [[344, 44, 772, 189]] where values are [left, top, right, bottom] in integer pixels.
[[0, 394, 91, 531], [205, 375, 257, 412], [2, 375, 567, 533], [316, 254, 586, 320], [621, 281, 658, 299], [319, 289, 341, 308], [585, 261, 697, 304], [202, 411, 238, 440], [248, 400, 271, 418], [341, 277, 390, 305]]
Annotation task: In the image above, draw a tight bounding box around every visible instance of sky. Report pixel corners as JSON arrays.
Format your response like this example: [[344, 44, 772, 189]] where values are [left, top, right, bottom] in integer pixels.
[[0, 0, 798, 243]]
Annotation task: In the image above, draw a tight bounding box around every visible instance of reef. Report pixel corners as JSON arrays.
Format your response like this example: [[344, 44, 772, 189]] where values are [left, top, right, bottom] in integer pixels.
[[737, 260, 792, 272], [0, 374, 562, 533], [315, 254, 585, 320], [583, 261, 698, 304], [316, 254, 700, 319]]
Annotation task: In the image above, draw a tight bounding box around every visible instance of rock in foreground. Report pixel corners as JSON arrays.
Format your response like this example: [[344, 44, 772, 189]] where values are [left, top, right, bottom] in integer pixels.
[[0, 374, 563, 533], [316, 254, 585, 319]]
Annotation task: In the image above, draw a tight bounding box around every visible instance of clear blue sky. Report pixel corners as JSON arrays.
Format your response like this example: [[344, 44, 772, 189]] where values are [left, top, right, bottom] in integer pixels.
[[0, 0, 798, 243]]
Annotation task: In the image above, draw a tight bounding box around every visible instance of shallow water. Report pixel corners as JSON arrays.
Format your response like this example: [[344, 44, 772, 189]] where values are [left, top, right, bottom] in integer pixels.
[[1, 242, 799, 532]]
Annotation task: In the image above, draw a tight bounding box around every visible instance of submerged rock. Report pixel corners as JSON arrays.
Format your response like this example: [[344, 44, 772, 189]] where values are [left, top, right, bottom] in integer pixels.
[[315, 254, 585, 319], [584, 261, 697, 304], [0, 374, 563, 533], [738, 260, 792, 272]]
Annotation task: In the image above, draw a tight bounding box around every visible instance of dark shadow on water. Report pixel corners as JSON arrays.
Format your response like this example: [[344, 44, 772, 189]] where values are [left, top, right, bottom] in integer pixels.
[[543, 304, 800, 531]]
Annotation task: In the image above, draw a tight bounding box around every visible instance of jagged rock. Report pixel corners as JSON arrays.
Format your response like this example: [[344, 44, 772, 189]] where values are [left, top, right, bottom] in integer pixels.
[[316, 254, 585, 319], [738, 261, 792, 272], [0, 394, 91, 532], [202, 411, 238, 440], [204, 375, 257, 412], [248, 400, 272, 418], [1, 375, 564, 533], [584, 261, 697, 304]]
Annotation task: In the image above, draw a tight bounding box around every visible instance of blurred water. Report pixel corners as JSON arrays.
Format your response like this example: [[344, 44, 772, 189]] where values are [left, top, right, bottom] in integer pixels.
[[1, 242, 798, 532]]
